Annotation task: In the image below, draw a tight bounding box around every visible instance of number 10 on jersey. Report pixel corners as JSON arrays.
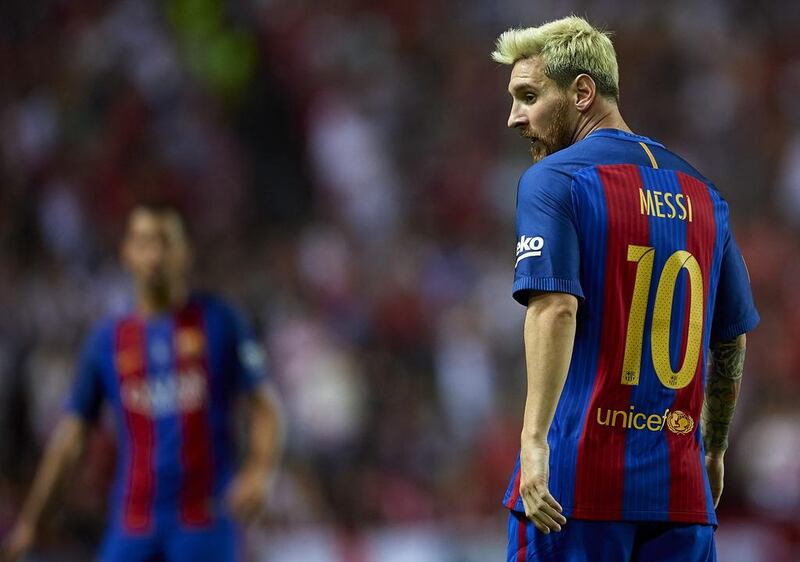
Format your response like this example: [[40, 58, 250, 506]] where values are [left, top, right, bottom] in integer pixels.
[[622, 244, 704, 390]]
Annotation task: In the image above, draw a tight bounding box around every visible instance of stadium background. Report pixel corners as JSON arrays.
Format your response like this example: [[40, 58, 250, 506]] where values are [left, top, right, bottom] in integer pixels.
[[1, 1, 798, 561]]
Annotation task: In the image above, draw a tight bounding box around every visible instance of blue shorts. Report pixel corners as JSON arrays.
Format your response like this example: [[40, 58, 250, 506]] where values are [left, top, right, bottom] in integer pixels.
[[99, 513, 241, 562], [507, 511, 716, 562]]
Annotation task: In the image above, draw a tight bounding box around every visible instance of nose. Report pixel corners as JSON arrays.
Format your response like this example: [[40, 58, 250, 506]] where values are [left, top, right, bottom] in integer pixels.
[[507, 101, 527, 129], [144, 240, 167, 269]]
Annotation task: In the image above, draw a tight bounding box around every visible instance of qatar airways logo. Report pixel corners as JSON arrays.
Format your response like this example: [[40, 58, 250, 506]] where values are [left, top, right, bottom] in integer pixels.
[[515, 235, 545, 267], [121, 368, 208, 417]]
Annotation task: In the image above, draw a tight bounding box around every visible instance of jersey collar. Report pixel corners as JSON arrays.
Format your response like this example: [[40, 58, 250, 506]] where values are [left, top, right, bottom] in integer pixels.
[[585, 128, 665, 148]]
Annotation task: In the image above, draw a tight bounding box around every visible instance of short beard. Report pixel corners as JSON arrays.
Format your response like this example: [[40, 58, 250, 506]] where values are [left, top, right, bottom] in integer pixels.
[[529, 96, 574, 163], [144, 277, 173, 307]]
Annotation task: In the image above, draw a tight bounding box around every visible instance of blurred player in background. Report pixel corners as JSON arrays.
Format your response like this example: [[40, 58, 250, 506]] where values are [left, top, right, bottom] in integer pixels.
[[2, 204, 282, 562], [493, 16, 759, 562]]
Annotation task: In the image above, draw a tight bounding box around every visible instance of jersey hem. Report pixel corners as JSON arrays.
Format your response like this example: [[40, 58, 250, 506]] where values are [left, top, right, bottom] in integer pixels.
[[512, 276, 585, 305], [711, 310, 760, 343], [570, 507, 716, 525], [62, 402, 97, 423], [505, 502, 716, 525]]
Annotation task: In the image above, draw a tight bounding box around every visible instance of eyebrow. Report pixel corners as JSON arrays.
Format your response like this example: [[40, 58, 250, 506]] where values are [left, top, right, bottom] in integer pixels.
[[508, 81, 538, 96]]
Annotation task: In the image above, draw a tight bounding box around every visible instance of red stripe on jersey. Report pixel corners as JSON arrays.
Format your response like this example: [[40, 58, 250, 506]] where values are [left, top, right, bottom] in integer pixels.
[[516, 516, 527, 562], [573, 165, 649, 518], [174, 303, 214, 527], [668, 173, 716, 521], [114, 317, 154, 533], [504, 463, 522, 509]]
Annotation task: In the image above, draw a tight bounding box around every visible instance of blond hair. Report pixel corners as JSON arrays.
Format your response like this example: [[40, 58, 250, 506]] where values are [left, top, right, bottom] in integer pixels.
[[492, 16, 619, 101]]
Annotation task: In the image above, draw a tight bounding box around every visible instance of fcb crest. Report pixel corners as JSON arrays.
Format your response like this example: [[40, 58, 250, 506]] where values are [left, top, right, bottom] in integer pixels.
[[116, 349, 144, 375], [176, 328, 205, 359]]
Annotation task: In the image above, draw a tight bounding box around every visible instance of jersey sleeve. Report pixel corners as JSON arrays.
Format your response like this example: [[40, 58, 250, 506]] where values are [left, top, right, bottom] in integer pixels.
[[226, 306, 270, 392], [512, 164, 583, 306], [710, 227, 760, 342], [65, 328, 105, 422]]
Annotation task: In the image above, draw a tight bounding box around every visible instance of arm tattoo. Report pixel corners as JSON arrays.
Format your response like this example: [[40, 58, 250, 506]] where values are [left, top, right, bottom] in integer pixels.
[[701, 337, 746, 454]]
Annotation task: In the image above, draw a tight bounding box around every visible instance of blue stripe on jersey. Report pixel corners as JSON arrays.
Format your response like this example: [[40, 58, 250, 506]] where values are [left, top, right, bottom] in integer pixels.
[[203, 307, 229, 497], [699, 187, 728, 519], [104, 334, 128, 528], [148, 317, 180, 510], [622, 167, 687, 518], [550, 166, 609, 514]]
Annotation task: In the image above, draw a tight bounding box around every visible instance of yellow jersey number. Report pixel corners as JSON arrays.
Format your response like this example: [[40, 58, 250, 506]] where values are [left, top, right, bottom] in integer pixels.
[[621, 245, 704, 389]]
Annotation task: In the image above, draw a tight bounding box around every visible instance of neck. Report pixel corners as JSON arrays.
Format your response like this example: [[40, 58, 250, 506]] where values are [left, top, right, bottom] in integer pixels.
[[571, 101, 632, 144], [135, 282, 188, 317]]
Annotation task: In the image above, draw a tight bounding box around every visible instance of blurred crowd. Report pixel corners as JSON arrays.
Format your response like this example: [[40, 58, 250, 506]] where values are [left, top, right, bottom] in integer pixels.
[[1, 0, 799, 560]]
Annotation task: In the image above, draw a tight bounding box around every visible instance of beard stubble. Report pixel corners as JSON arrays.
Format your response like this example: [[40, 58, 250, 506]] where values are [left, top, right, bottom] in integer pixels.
[[529, 96, 574, 163]]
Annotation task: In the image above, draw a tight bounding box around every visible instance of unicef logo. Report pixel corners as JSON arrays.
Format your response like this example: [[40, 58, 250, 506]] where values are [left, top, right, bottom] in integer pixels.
[[666, 410, 694, 435], [120, 369, 208, 417]]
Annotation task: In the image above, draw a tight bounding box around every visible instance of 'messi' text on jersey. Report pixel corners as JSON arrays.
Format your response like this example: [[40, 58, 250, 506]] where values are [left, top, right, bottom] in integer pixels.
[[639, 188, 693, 222]]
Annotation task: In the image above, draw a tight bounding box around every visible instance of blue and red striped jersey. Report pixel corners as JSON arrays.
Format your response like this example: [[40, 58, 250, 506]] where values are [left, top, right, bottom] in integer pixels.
[[67, 293, 268, 533], [503, 129, 759, 525]]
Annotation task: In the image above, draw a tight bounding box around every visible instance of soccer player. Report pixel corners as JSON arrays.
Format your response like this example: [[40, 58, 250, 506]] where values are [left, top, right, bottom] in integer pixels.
[[492, 17, 759, 562], [2, 204, 282, 562]]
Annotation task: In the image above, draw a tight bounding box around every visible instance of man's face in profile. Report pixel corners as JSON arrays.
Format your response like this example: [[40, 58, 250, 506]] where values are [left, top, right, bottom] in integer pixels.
[[506, 56, 575, 163]]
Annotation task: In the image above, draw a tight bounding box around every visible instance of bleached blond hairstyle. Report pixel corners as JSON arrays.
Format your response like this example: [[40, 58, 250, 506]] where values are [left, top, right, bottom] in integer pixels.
[[492, 16, 619, 101]]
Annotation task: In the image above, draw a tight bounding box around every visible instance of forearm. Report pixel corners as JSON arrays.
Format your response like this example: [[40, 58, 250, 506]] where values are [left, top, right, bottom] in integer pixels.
[[244, 385, 283, 473], [702, 334, 746, 456], [521, 293, 578, 444], [19, 416, 86, 525]]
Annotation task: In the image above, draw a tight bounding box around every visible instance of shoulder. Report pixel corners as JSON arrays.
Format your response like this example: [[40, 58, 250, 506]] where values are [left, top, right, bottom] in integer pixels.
[[654, 144, 723, 195], [517, 158, 579, 215], [84, 317, 118, 348], [520, 142, 590, 183], [75, 317, 119, 367], [658, 149, 732, 217], [519, 160, 572, 188], [517, 139, 607, 196], [664, 150, 714, 184], [192, 291, 234, 313], [191, 292, 249, 330]]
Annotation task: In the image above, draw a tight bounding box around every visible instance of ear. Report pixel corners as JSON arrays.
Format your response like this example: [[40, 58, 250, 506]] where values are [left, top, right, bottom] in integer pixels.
[[573, 73, 596, 112]]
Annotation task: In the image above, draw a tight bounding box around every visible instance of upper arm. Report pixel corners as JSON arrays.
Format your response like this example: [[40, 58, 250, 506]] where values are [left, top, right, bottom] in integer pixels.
[[225, 305, 269, 393], [65, 329, 106, 423], [710, 333, 746, 352], [708, 333, 747, 382], [245, 380, 281, 417], [513, 165, 583, 306], [55, 413, 90, 451], [526, 291, 579, 318], [710, 225, 759, 343]]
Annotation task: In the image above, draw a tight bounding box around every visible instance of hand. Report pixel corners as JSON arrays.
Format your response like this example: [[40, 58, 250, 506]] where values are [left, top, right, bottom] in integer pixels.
[[705, 452, 725, 508], [226, 465, 268, 525], [1, 519, 35, 562], [519, 442, 566, 534]]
